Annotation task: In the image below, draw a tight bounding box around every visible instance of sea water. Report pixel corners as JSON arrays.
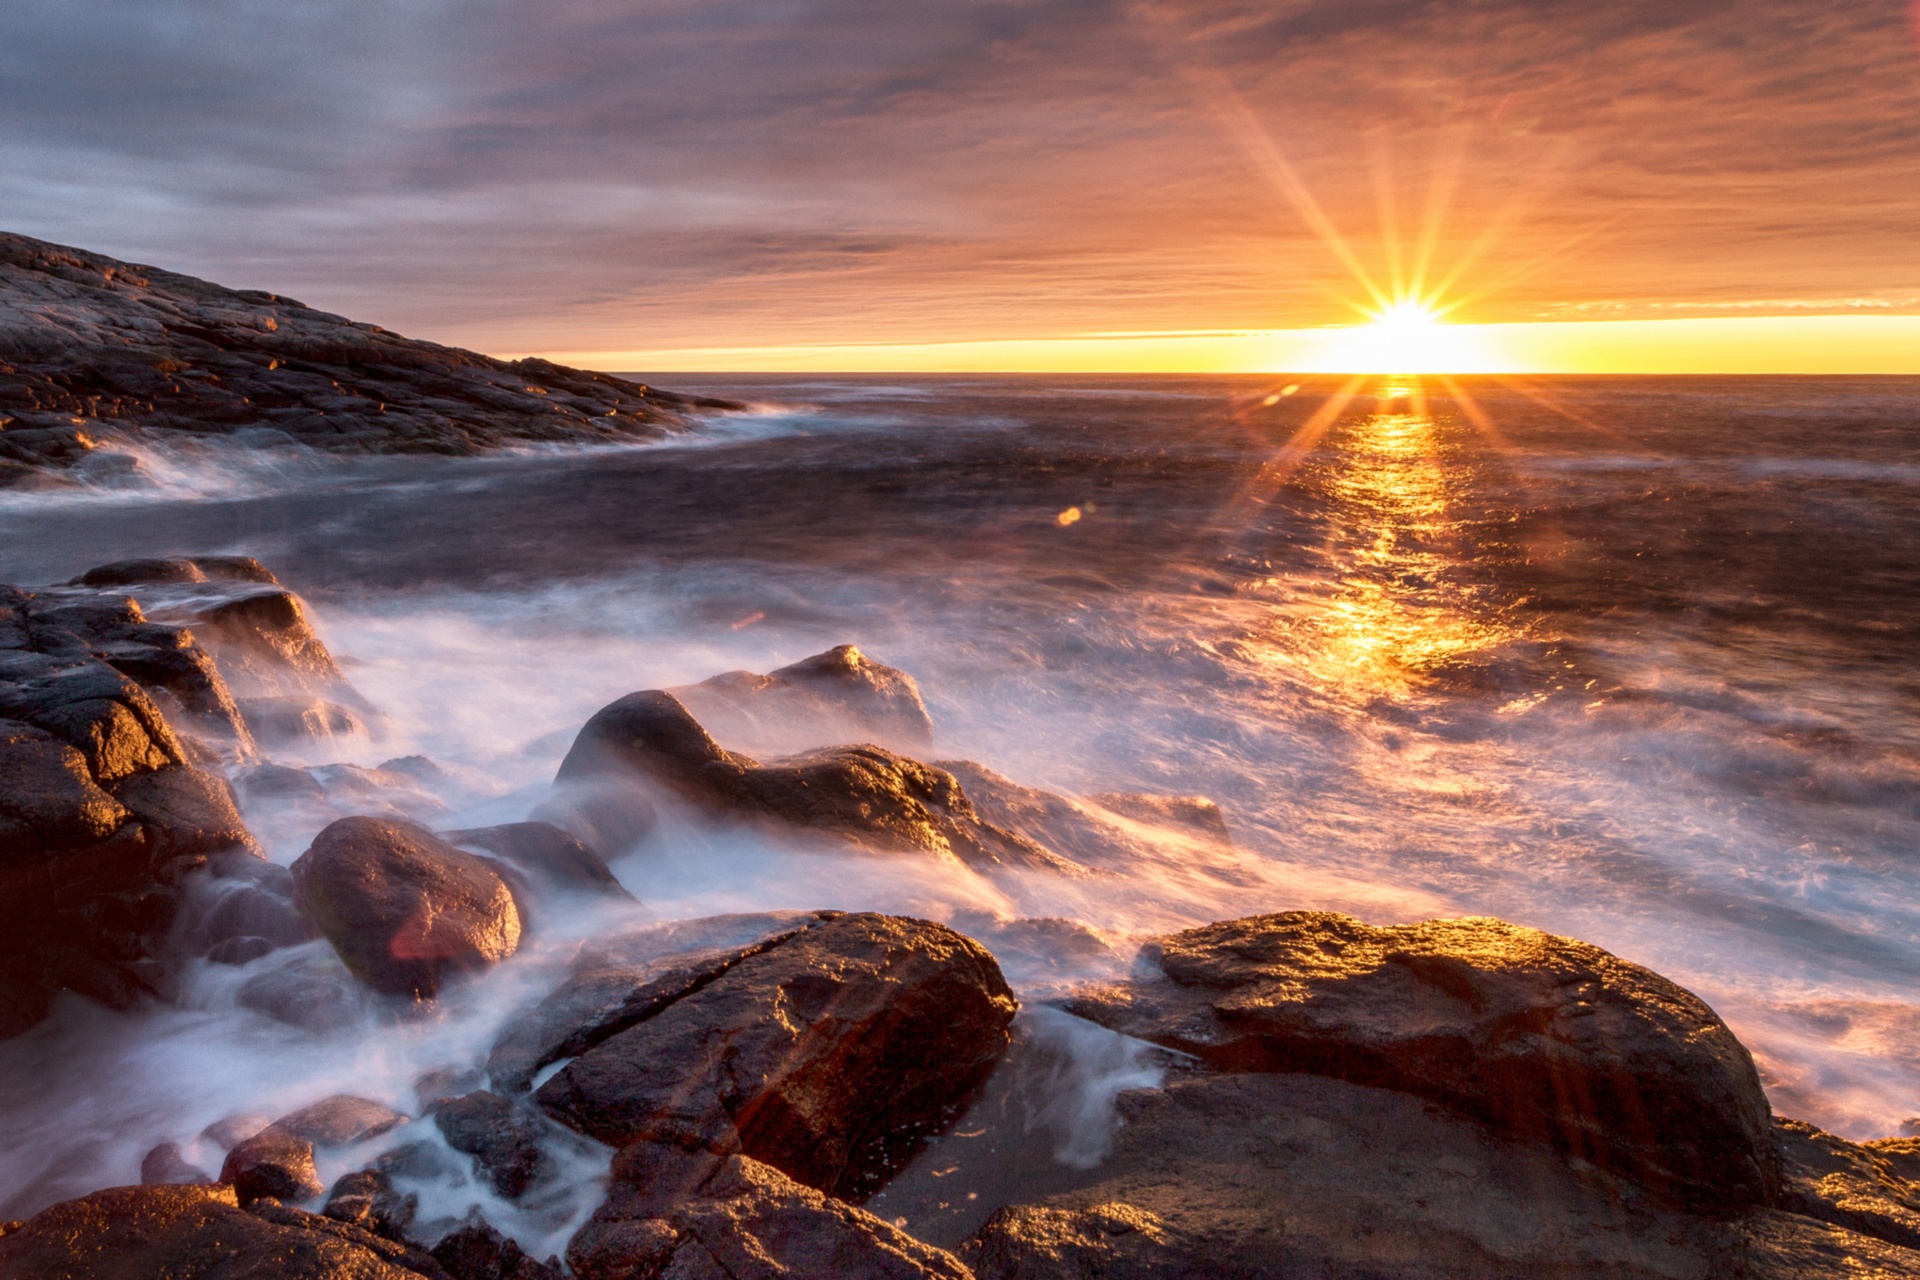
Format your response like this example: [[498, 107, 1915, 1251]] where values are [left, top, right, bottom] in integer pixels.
[[0, 373, 1915, 1248]]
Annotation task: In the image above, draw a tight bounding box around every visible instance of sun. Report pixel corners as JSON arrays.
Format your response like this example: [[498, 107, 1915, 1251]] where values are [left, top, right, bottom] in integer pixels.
[[1308, 297, 1497, 374]]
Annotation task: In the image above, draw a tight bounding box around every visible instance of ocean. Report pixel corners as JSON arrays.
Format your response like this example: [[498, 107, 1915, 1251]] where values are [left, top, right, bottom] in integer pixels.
[[1, 373, 1915, 1247]]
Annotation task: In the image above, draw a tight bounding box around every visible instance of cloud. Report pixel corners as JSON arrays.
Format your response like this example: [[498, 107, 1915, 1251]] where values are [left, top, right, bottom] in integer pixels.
[[1, 0, 1916, 354]]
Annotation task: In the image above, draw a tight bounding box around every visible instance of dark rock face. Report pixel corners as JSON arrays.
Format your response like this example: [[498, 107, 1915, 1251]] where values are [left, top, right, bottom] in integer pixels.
[[443, 821, 634, 903], [179, 851, 319, 966], [291, 817, 523, 998], [139, 1142, 213, 1186], [1064, 911, 1779, 1214], [554, 690, 1079, 872], [536, 913, 1017, 1202], [269, 1095, 410, 1147], [220, 1128, 324, 1204], [671, 643, 935, 754], [957, 1072, 1920, 1280], [431, 1221, 562, 1280], [323, 1168, 418, 1242], [0, 232, 735, 488], [0, 584, 264, 1037], [432, 1091, 549, 1199], [0, 1184, 451, 1279], [568, 1149, 974, 1280], [486, 912, 835, 1093]]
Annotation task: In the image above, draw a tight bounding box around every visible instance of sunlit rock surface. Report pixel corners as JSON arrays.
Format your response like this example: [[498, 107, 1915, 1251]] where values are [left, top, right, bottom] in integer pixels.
[[0, 232, 735, 487], [290, 816, 523, 999], [1065, 911, 1778, 1212], [535, 913, 1017, 1202]]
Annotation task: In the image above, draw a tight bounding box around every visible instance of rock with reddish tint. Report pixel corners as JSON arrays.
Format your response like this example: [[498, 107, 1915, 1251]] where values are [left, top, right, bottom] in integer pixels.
[[670, 644, 935, 755], [536, 913, 1016, 1201], [220, 1128, 324, 1205], [433, 1091, 549, 1199], [553, 690, 1078, 872], [568, 1149, 973, 1280], [269, 1095, 409, 1147], [323, 1168, 418, 1243], [444, 821, 633, 903], [140, 1142, 213, 1186], [431, 1221, 562, 1280], [291, 817, 522, 998], [0, 1183, 450, 1279], [1064, 911, 1779, 1214]]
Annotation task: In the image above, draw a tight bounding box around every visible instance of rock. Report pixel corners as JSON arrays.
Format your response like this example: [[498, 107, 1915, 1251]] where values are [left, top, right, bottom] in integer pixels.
[[240, 695, 367, 744], [938, 761, 1227, 871], [1775, 1118, 1920, 1250], [270, 1095, 410, 1147], [323, 1168, 418, 1242], [444, 821, 633, 902], [486, 912, 835, 1093], [569, 1149, 975, 1280], [220, 1128, 324, 1204], [433, 1091, 549, 1199], [431, 1221, 561, 1280], [1063, 912, 1779, 1213], [536, 913, 1017, 1201], [670, 644, 935, 754], [181, 852, 319, 965], [0, 231, 726, 490], [958, 1071, 1920, 1280], [1087, 792, 1232, 842], [235, 944, 364, 1030], [72, 557, 280, 588], [553, 690, 1079, 872], [140, 1141, 213, 1186], [0, 584, 268, 1037], [0, 1183, 451, 1279], [290, 817, 523, 998]]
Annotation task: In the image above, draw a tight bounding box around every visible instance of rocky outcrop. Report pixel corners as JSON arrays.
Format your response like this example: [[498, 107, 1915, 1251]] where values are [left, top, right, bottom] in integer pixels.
[[0, 1184, 452, 1278], [0, 232, 738, 488], [0, 584, 263, 1036], [569, 1147, 975, 1280], [290, 817, 523, 999], [431, 1221, 562, 1280], [432, 1091, 549, 1200], [323, 1168, 418, 1243], [552, 690, 1080, 872], [535, 914, 1017, 1203], [1063, 912, 1778, 1214], [671, 644, 936, 755], [957, 1071, 1920, 1280], [220, 1128, 324, 1204]]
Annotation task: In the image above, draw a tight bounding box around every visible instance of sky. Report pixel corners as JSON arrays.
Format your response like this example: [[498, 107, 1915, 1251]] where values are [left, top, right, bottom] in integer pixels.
[[3, 0, 1918, 371]]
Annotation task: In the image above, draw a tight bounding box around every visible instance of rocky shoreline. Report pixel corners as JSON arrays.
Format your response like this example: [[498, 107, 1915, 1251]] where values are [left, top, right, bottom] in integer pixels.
[[3, 558, 1920, 1278], [0, 234, 741, 489]]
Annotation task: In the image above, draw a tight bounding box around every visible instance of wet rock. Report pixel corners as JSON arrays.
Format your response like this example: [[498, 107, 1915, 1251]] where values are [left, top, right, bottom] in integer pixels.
[[221, 1128, 324, 1204], [416, 1066, 488, 1109], [1775, 1118, 1920, 1250], [109, 762, 254, 862], [72, 557, 280, 588], [0, 232, 718, 490], [323, 1168, 418, 1242], [183, 852, 319, 964], [671, 643, 935, 754], [938, 761, 1227, 871], [960, 1071, 1920, 1280], [235, 944, 363, 1030], [433, 1091, 549, 1199], [241, 694, 367, 744], [486, 912, 835, 1093], [431, 1220, 562, 1280], [536, 913, 1017, 1201], [554, 690, 1079, 872], [1063, 911, 1779, 1213], [570, 1145, 973, 1280], [0, 1183, 450, 1279], [291, 817, 522, 998], [270, 1095, 410, 1147], [140, 1141, 213, 1186], [444, 821, 633, 902]]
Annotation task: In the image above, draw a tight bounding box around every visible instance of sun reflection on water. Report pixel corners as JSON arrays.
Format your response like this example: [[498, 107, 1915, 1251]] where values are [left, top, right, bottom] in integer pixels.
[[1286, 379, 1515, 702]]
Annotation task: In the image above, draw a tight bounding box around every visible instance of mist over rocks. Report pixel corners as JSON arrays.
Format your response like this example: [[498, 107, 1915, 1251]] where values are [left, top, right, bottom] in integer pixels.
[[670, 643, 936, 756], [1064, 911, 1779, 1214], [290, 816, 523, 999], [0, 233, 742, 488]]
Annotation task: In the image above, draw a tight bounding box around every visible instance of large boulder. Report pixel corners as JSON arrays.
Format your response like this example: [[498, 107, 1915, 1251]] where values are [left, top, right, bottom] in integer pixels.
[[954, 1072, 1920, 1280], [552, 690, 1079, 872], [0, 1183, 450, 1278], [1064, 912, 1778, 1213], [568, 1146, 974, 1280], [670, 643, 935, 754], [290, 817, 522, 998], [535, 913, 1017, 1202], [0, 585, 265, 1036]]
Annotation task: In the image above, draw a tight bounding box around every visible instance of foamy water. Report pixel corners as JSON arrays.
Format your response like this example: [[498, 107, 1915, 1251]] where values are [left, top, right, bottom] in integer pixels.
[[1, 373, 1916, 1242]]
